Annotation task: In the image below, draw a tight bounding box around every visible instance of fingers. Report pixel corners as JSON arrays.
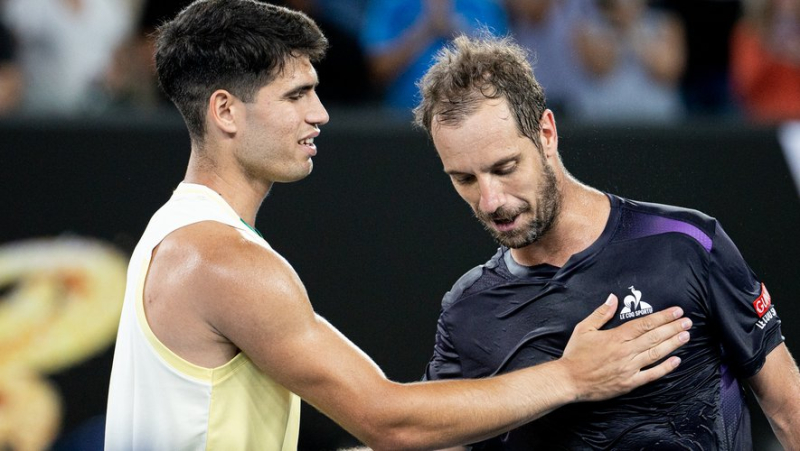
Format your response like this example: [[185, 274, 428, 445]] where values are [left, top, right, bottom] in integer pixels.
[[635, 355, 683, 386], [580, 294, 618, 331], [617, 306, 685, 341], [631, 322, 691, 370], [563, 296, 692, 401], [633, 326, 692, 387]]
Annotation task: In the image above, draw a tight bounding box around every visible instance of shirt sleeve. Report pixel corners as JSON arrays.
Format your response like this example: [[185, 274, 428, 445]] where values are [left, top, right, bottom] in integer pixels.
[[706, 222, 784, 378], [423, 309, 463, 381]]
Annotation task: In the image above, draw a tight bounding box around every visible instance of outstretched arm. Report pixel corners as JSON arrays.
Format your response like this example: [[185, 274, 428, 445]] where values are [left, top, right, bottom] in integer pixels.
[[189, 227, 689, 449], [748, 343, 800, 449]]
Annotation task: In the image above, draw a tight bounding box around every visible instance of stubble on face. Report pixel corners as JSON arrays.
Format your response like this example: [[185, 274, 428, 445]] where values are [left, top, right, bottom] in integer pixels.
[[474, 157, 561, 249]]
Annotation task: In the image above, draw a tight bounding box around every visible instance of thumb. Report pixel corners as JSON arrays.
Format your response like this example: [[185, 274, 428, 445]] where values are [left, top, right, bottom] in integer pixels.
[[583, 294, 617, 330]]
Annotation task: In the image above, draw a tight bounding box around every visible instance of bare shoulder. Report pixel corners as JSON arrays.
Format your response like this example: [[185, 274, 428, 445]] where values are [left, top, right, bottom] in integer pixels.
[[145, 220, 312, 366], [154, 220, 309, 312]]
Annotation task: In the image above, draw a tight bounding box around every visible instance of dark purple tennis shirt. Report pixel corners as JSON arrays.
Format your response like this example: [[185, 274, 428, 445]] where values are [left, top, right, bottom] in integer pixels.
[[424, 194, 783, 450]]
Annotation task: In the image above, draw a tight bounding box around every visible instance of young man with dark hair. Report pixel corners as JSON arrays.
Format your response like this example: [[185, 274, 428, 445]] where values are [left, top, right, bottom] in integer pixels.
[[415, 34, 800, 449], [104, 2, 692, 449]]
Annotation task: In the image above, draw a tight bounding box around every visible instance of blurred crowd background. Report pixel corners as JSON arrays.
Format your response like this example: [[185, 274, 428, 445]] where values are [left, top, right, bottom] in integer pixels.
[[0, 0, 799, 125], [1, 1, 799, 450]]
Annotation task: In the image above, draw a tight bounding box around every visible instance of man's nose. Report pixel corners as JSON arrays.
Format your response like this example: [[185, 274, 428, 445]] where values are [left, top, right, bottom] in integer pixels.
[[478, 177, 503, 214], [309, 93, 329, 126]]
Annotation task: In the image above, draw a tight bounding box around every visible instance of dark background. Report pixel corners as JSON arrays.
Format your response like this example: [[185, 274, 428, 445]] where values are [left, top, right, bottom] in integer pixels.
[[1, 110, 797, 449]]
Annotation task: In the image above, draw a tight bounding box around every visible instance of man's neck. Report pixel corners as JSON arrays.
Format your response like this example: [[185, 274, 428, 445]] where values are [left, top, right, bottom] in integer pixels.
[[184, 152, 271, 226], [510, 182, 610, 268]]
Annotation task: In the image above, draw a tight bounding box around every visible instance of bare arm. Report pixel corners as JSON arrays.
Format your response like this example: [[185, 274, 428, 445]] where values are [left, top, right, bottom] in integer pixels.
[[180, 226, 689, 449], [748, 343, 800, 449]]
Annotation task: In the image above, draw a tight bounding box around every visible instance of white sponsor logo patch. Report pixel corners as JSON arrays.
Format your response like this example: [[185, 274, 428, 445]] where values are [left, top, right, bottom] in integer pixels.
[[620, 285, 653, 320]]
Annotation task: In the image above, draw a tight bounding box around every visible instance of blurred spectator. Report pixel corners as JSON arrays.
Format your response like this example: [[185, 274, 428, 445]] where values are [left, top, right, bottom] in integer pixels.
[[730, 0, 800, 123], [278, 0, 375, 106], [1, 0, 135, 115], [361, 0, 507, 112], [102, 0, 189, 111], [104, 0, 373, 110], [573, 0, 686, 123], [313, 0, 366, 40], [666, 0, 741, 117], [0, 12, 22, 114], [505, 0, 591, 118]]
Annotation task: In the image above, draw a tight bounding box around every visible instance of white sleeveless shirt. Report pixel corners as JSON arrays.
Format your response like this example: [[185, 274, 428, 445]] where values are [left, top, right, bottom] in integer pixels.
[[105, 183, 300, 450]]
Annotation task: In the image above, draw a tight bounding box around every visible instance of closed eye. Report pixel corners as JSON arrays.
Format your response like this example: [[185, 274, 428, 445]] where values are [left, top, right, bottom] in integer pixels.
[[286, 89, 309, 101], [452, 174, 476, 186], [493, 162, 516, 176], [284, 84, 316, 101]]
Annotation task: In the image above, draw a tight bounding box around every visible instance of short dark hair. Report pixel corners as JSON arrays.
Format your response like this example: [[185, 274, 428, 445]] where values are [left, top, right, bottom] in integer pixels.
[[155, 0, 328, 142], [414, 34, 546, 148]]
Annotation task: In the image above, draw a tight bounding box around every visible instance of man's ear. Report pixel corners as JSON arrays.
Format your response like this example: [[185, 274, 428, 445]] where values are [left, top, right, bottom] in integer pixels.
[[539, 109, 558, 160], [207, 89, 239, 135]]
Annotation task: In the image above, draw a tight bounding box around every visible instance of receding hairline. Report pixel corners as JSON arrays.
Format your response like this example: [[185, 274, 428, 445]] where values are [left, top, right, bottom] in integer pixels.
[[430, 96, 527, 137]]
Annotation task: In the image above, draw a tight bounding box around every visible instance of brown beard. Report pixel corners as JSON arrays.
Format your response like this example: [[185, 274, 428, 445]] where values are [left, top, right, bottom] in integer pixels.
[[474, 161, 561, 249]]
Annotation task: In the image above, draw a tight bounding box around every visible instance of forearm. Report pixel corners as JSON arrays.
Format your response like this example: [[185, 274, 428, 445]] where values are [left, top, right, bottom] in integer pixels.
[[767, 413, 800, 450], [285, 320, 574, 449], [355, 360, 574, 450], [749, 343, 800, 450], [759, 373, 800, 448]]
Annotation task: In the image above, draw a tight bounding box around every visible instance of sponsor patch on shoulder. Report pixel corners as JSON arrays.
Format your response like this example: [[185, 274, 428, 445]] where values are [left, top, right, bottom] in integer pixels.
[[752, 283, 772, 318]]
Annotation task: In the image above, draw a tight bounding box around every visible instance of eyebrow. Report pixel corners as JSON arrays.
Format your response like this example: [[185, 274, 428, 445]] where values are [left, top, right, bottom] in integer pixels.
[[445, 155, 520, 176], [282, 82, 318, 99]]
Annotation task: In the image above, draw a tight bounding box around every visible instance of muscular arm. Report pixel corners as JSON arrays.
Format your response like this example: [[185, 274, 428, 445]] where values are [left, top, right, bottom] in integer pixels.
[[156, 223, 690, 449], [748, 343, 800, 449]]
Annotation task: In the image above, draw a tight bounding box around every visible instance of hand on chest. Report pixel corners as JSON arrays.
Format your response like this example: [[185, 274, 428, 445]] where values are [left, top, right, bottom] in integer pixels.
[[447, 244, 707, 378]]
